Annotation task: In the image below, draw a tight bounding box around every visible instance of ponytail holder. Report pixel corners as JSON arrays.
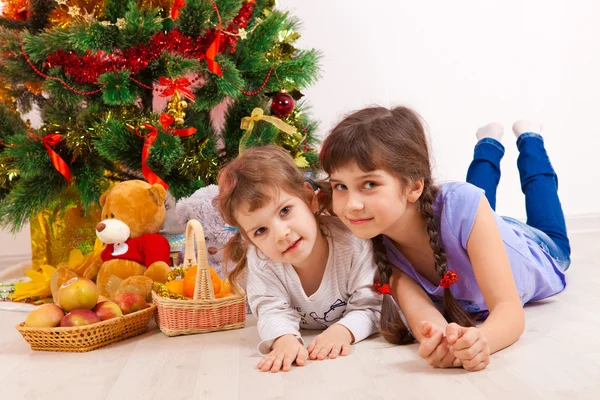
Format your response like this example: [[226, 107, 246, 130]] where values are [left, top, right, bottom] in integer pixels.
[[224, 225, 238, 233], [439, 270, 459, 289], [373, 282, 391, 295]]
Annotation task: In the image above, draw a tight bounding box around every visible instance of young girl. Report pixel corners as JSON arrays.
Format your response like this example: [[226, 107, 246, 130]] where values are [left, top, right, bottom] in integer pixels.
[[319, 106, 569, 372], [216, 146, 382, 373]]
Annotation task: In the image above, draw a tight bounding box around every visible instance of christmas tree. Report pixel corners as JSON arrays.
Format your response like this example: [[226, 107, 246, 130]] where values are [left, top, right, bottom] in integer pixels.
[[0, 0, 321, 233]]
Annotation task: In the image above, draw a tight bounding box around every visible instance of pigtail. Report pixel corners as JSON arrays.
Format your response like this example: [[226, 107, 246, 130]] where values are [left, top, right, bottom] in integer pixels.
[[222, 232, 248, 294], [372, 235, 415, 344], [419, 182, 474, 327], [313, 179, 334, 216]]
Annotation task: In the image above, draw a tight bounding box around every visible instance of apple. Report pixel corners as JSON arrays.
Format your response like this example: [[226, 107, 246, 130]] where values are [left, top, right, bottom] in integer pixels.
[[58, 277, 99, 312], [60, 309, 101, 327], [93, 301, 123, 321], [113, 292, 149, 315], [24, 304, 65, 328]]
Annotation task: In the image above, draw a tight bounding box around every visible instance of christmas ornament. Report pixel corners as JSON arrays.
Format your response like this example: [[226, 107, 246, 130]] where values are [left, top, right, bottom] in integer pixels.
[[271, 90, 295, 118], [1, 0, 29, 20]]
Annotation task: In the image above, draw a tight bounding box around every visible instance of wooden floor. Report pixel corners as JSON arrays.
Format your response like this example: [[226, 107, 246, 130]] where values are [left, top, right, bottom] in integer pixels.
[[1, 231, 599, 400]]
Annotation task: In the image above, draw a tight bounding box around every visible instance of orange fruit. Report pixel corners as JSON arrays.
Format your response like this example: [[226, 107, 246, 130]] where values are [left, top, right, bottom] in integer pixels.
[[215, 280, 232, 298], [165, 280, 185, 295], [183, 266, 222, 297], [183, 266, 197, 298], [209, 267, 222, 295]]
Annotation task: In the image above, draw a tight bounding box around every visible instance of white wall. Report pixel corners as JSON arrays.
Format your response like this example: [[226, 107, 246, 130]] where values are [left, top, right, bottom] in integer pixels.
[[281, 0, 600, 220], [2, 0, 599, 258]]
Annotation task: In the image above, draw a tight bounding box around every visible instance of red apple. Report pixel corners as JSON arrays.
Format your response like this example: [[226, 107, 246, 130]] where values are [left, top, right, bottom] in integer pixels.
[[113, 292, 149, 315], [58, 277, 99, 312], [24, 304, 65, 328], [60, 309, 101, 327], [93, 301, 123, 321]]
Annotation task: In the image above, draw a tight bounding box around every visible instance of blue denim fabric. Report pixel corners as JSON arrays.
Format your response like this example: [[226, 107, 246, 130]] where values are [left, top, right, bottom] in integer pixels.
[[466, 133, 571, 271]]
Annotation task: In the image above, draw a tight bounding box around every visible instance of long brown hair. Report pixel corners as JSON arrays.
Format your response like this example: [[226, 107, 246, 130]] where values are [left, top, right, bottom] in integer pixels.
[[320, 106, 474, 344], [215, 146, 330, 289]]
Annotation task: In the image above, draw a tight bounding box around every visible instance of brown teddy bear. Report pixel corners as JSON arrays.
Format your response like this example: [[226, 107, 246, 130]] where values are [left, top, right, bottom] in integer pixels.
[[95, 180, 171, 301]]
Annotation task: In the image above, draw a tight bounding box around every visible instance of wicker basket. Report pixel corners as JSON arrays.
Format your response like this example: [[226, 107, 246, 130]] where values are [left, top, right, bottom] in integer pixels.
[[15, 304, 156, 352], [152, 219, 246, 336]]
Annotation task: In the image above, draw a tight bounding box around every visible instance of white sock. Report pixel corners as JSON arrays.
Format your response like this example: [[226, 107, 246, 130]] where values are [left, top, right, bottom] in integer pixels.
[[512, 120, 543, 138], [476, 122, 504, 141]]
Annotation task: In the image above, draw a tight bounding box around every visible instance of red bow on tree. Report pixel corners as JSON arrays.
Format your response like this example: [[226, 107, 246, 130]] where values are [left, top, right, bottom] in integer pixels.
[[158, 77, 195, 101], [135, 124, 168, 190], [206, 1, 223, 76], [41, 134, 71, 184], [171, 0, 185, 20], [159, 113, 197, 137]]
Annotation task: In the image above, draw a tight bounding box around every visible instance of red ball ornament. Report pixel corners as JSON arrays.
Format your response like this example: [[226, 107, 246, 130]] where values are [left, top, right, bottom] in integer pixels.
[[271, 91, 295, 118]]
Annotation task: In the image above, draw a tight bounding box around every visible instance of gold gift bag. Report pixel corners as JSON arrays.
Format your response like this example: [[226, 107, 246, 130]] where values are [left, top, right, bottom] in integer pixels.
[[30, 202, 101, 271]]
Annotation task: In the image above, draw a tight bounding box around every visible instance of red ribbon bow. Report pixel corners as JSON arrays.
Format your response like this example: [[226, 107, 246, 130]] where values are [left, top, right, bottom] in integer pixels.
[[135, 124, 168, 190], [206, 2, 223, 76], [41, 134, 71, 184], [439, 270, 459, 289], [171, 0, 185, 20], [159, 113, 197, 137], [158, 76, 195, 101], [373, 282, 391, 295]]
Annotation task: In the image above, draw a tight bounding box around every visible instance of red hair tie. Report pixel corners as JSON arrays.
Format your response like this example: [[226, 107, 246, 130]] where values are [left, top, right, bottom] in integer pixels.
[[373, 282, 391, 295], [439, 270, 459, 289]]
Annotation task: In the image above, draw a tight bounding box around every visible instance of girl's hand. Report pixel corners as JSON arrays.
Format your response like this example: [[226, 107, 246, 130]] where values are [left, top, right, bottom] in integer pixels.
[[257, 334, 308, 372], [446, 323, 491, 372], [307, 324, 353, 360], [417, 321, 463, 368]]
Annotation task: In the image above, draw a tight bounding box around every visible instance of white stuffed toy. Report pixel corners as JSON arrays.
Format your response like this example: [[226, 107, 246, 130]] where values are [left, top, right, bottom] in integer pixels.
[[176, 185, 236, 281]]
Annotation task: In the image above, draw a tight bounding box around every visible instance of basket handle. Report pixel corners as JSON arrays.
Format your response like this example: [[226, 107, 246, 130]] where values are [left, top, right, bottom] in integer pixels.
[[183, 219, 215, 301]]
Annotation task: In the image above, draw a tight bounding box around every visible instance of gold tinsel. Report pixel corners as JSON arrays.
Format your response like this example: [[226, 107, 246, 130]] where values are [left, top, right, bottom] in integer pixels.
[[48, 0, 106, 29], [0, 158, 19, 193], [25, 81, 44, 96], [265, 29, 300, 64], [179, 137, 222, 184], [0, 79, 17, 112], [137, 0, 172, 15], [167, 266, 188, 281], [152, 266, 189, 300]]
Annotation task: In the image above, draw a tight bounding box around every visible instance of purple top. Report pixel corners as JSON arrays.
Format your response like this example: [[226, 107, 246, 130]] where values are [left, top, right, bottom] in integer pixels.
[[383, 182, 567, 314]]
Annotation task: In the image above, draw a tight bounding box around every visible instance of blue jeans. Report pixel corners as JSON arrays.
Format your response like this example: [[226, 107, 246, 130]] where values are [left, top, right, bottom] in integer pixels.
[[465, 133, 571, 271]]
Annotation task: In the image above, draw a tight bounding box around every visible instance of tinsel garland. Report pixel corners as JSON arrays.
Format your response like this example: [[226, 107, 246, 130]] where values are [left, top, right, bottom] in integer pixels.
[[41, 1, 255, 85]]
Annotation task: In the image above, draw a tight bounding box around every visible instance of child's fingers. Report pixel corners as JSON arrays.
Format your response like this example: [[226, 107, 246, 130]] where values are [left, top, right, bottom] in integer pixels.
[[418, 331, 443, 359], [270, 353, 285, 373], [316, 343, 333, 360], [426, 342, 449, 367], [419, 321, 432, 337], [445, 323, 466, 344], [340, 343, 350, 356], [452, 328, 482, 352], [281, 352, 295, 372], [258, 354, 275, 372], [328, 343, 342, 359], [307, 340, 316, 354], [256, 355, 269, 370], [296, 347, 308, 366], [452, 357, 463, 368], [462, 352, 490, 372], [309, 341, 324, 360]]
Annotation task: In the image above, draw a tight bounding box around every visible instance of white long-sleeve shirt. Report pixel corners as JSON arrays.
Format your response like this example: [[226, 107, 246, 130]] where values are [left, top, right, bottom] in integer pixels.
[[246, 218, 382, 354]]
